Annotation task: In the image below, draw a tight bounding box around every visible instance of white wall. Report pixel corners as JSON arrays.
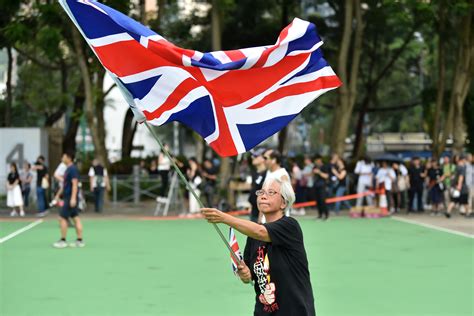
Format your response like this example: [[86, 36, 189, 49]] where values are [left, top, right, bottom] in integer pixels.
[[0, 128, 47, 194]]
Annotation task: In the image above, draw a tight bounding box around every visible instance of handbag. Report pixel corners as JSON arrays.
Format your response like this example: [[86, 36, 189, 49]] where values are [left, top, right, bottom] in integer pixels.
[[41, 177, 50, 189]]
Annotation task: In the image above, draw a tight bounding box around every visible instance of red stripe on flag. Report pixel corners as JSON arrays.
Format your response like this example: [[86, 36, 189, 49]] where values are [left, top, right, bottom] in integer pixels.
[[205, 54, 310, 107], [225, 49, 246, 62], [248, 75, 342, 110], [208, 102, 238, 156], [142, 78, 201, 119], [94, 41, 173, 77]]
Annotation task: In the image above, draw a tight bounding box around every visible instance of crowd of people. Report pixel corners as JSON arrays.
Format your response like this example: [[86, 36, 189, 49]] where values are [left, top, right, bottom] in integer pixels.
[[5, 153, 110, 218], [5, 149, 473, 221]]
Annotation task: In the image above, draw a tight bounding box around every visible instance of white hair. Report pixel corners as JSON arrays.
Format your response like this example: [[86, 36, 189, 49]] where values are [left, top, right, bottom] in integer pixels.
[[262, 177, 295, 212]]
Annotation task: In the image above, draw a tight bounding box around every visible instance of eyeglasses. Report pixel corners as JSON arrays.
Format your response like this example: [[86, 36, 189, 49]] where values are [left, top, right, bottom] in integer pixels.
[[255, 189, 280, 197]]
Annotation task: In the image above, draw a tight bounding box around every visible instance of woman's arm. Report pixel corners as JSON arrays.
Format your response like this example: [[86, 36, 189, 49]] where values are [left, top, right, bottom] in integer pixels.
[[201, 208, 271, 242]]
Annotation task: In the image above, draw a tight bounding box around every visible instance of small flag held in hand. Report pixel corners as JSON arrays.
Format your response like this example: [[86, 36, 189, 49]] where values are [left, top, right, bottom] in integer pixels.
[[229, 227, 243, 276]]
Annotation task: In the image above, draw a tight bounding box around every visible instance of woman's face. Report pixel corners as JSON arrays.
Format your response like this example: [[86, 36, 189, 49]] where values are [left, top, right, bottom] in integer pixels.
[[257, 181, 286, 214]]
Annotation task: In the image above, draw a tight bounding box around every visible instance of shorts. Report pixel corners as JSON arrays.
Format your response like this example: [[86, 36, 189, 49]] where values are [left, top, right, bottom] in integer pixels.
[[60, 198, 80, 219], [451, 193, 468, 205]]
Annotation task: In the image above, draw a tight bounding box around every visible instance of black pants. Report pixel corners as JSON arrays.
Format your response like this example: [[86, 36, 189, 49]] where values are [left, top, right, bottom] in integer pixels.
[[158, 170, 169, 196], [313, 186, 328, 218], [408, 187, 424, 212]]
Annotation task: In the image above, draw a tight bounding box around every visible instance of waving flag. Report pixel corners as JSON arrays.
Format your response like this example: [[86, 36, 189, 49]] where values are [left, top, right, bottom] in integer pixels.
[[60, 0, 341, 157], [229, 228, 243, 276]]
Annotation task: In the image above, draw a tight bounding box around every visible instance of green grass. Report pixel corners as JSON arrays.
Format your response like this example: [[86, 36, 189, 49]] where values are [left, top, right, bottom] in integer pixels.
[[0, 217, 472, 316]]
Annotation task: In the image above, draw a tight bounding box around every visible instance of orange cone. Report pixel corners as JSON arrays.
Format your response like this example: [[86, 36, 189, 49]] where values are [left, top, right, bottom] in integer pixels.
[[378, 186, 388, 216]]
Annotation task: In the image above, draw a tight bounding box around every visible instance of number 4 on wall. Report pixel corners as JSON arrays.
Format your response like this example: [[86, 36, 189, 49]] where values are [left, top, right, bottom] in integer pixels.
[[6, 144, 24, 167]]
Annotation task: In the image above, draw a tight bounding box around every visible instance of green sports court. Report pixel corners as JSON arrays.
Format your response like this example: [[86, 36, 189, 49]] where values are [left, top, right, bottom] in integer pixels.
[[0, 216, 472, 316]]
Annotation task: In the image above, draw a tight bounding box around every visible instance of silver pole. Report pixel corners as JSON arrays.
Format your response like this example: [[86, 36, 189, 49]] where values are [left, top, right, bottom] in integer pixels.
[[144, 122, 241, 264]]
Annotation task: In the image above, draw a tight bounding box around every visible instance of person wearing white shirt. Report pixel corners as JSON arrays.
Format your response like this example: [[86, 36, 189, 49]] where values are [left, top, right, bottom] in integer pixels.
[[354, 157, 374, 207], [88, 159, 110, 213], [263, 149, 291, 217], [376, 161, 396, 212]]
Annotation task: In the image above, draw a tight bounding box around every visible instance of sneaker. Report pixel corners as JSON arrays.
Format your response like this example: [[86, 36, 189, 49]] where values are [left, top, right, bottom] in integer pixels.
[[19, 210, 25, 217], [53, 240, 68, 248], [10, 210, 18, 217], [444, 212, 451, 219], [69, 240, 85, 248]]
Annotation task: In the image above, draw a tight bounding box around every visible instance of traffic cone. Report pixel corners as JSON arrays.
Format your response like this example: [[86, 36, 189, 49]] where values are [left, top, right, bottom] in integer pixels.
[[378, 186, 388, 217]]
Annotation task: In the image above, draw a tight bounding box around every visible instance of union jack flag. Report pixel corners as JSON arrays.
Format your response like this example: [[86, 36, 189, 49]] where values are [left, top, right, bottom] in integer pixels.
[[229, 227, 243, 275], [60, 0, 341, 156]]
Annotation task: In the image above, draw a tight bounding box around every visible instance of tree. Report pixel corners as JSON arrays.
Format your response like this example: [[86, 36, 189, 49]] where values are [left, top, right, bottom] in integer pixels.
[[0, 0, 22, 127], [431, 0, 473, 157], [330, 0, 364, 156]]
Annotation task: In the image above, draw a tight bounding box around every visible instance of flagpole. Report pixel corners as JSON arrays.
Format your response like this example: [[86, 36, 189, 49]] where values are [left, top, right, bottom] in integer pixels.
[[144, 122, 241, 264]]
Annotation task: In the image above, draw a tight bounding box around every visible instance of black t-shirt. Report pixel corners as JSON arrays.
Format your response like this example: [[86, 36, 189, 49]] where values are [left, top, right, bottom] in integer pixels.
[[35, 163, 48, 186], [408, 166, 425, 188], [249, 169, 267, 207], [427, 168, 443, 182], [243, 216, 316, 316], [313, 164, 329, 188], [8, 172, 20, 186]]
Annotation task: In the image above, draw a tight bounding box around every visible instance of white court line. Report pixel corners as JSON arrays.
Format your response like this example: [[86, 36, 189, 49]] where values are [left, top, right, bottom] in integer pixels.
[[0, 219, 44, 244], [391, 216, 474, 239]]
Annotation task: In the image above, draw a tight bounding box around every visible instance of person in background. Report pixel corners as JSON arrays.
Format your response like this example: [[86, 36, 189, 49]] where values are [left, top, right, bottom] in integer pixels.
[[289, 158, 306, 215], [375, 161, 396, 213], [465, 153, 473, 217], [50, 160, 68, 207], [427, 159, 444, 216], [202, 158, 218, 207], [32, 155, 49, 216], [264, 149, 291, 216], [301, 156, 314, 204], [187, 157, 202, 214], [88, 158, 110, 213], [20, 162, 33, 209], [445, 155, 469, 218], [53, 151, 85, 248], [332, 157, 352, 215], [408, 157, 426, 213], [7, 163, 25, 217], [441, 155, 456, 209], [148, 159, 159, 178], [313, 155, 330, 220], [158, 144, 171, 197], [248, 148, 267, 223], [354, 156, 374, 208]]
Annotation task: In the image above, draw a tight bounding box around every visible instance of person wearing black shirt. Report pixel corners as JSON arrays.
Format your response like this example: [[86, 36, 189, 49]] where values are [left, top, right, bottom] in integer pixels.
[[201, 178, 316, 316], [53, 152, 85, 248], [202, 159, 218, 207], [32, 155, 49, 215], [408, 157, 426, 213], [313, 155, 330, 220], [427, 159, 444, 215], [249, 148, 267, 223]]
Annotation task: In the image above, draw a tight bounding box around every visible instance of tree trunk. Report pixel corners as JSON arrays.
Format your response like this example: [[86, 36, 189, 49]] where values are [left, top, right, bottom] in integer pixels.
[[440, 10, 473, 155], [63, 81, 85, 154], [122, 108, 137, 158], [94, 68, 109, 166], [72, 28, 107, 164], [157, 0, 166, 30], [4, 46, 13, 127], [431, 0, 447, 160], [331, 0, 363, 156]]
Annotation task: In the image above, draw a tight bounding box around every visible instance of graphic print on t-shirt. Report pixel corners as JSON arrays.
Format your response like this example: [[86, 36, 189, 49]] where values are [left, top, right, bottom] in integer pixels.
[[254, 246, 279, 313]]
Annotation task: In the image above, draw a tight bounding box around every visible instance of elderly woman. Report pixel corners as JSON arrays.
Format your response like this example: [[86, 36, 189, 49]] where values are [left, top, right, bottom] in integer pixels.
[[201, 178, 316, 315]]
